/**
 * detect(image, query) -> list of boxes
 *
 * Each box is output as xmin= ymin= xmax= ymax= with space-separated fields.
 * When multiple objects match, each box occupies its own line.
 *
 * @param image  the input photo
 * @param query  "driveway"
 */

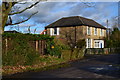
xmin=3 ymin=53 xmax=120 ymax=78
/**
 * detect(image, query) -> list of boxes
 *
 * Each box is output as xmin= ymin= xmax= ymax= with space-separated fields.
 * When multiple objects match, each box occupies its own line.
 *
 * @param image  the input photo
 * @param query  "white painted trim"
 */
xmin=91 ymin=39 xmax=92 ymax=48
xmin=100 ymin=29 xmax=102 ymax=36
xmin=87 ymin=26 xmax=88 ymax=35
xmin=57 ymin=28 xmax=59 ymax=35
xmin=100 ymin=29 xmax=104 ymax=36
xmin=44 ymin=32 xmax=46 ymax=35
xmin=94 ymin=40 xmax=104 ymax=48
xmin=50 ymin=28 xmax=53 ymax=36
xmin=94 ymin=28 xmax=97 ymax=35
xmin=87 ymin=26 xmax=91 ymax=35
xmin=86 ymin=39 xmax=88 ymax=48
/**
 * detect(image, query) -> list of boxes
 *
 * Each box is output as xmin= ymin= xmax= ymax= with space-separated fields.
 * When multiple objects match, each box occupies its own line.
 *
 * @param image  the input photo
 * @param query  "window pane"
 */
xmin=54 ymin=28 xmax=57 ymax=34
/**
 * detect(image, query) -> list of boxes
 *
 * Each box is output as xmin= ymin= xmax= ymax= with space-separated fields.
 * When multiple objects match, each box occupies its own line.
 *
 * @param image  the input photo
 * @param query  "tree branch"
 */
xmin=8 ymin=15 xmax=12 ymax=24
xmin=18 ymin=2 xmax=27 ymax=4
xmin=9 ymin=2 xmax=39 ymax=15
xmin=6 ymin=11 xmax=38 ymax=26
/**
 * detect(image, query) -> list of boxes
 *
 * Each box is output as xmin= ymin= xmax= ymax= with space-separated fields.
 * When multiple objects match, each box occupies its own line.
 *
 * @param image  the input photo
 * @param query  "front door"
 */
xmin=100 ymin=43 xmax=102 ymax=48
xmin=94 ymin=40 xmax=104 ymax=48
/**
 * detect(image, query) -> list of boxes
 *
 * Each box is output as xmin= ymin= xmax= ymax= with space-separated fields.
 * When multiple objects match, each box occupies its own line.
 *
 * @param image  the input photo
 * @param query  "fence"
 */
xmin=3 ymin=38 xmax=47 ymax=55
xmin=29 ymin=40 xmax=47 ymax=55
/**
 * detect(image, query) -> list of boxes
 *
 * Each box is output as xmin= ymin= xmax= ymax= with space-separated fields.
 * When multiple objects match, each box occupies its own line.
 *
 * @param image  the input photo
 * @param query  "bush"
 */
xmin=46 ymin=40 xmax=61 ymax=57
xmin=2 ymin=34 xmax=39 ymax=66
xmin=2 ymin=33 xmax=55 ymax=66
xmin=76 ymin=39 xmax=86 ymax=48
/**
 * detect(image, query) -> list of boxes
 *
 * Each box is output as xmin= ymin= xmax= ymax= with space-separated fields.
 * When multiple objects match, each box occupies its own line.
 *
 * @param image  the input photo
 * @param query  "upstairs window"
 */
xmin=100 ymin=29 xmax=104 ymax=36
xmin=87 ymin=27 xmax=91 ymax=35
xmin=94 ymin=28 xmax=97 ymax=35
xmin=54 ymin=28 xmax=57 ymax=35
xmin=50 ymin=28 xmax=59 ymax=35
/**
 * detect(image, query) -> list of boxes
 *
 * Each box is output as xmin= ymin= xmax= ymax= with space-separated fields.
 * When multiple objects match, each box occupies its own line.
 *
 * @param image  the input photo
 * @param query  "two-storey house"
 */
xmin=44 ymin=16 xmax=107 ymax=48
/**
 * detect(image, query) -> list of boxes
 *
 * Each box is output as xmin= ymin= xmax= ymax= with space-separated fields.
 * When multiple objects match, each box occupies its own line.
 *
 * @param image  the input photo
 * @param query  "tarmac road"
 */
xmin=3 ymin=53 xmax=120 ymax=78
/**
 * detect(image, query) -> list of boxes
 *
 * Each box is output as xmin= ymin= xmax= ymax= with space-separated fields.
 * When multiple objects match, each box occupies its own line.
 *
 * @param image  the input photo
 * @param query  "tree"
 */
xmin=105 ymin=27 xmax=120 ymax=48
xmin=2 ymin=2 xmax=39 ymax=33
xmin=60 ymin=27 xmax=86 ymax=60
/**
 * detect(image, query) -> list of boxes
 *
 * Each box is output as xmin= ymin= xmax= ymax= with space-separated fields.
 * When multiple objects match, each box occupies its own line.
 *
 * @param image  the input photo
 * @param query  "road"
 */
xmin=3 ymin=53 xmax=120 ymax=78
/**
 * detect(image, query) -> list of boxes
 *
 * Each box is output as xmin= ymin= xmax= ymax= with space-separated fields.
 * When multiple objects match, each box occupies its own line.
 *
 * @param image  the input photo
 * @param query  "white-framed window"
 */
xmin=54 ymin=28 xmax=57 ymax=35
xmin=100 ymin=29 xmax=104 ymax=36
xmin=94 ymin=40 xmax=104 ymax=48
xmin=94 ymin=28 xmax=97 ymax=35
xmin=87 ymin=26 xmax=91 ymax=35
xmin=94 ymin=41 xmax=99 ymax=48
xmin=50 ymin=28 xmax=59 ymax=36
xmin=88 ymin=39 xmax=90 ymax=48
xmin=86 ymin=38 xmax=91 ymax=48
xmin=50 ymin=28 xmax=53 ymax=36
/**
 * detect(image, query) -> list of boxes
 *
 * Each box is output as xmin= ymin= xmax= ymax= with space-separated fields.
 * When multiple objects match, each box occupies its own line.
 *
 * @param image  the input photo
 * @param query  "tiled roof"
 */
xmin=45 ymin=16 xmax=106 ymax=29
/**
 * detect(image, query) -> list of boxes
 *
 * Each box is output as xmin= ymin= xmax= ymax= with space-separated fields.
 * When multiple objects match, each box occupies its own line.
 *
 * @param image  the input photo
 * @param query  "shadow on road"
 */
xmin=77 ymin=54 xmax=120 ymax=78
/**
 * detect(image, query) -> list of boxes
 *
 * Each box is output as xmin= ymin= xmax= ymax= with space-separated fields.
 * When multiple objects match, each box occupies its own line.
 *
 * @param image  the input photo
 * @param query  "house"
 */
xmin=40 ymin=30 xmax=47 ymax=35
xmin=45 ymin=16 xmax=107 ymax=48
xmin=4 ymin=30 xmax=20 ymax=33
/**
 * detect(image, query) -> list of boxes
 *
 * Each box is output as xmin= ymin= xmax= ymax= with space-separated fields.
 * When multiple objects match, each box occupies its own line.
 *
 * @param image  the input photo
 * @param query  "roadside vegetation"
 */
xmin=3 ymin=27 xmax=120 ymax=75
xmin=2 ymin=33 xmax=85 ymax=75
xmin=105 ymin=27 xmax=120 ymax=53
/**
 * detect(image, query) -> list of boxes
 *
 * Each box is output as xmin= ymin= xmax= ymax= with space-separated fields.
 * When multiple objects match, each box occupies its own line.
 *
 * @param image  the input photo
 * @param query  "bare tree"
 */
xmin=60 ymin=27 xmax=86 ymax=60
xmin=111 ymin=16 xmax=118 ymax=29
xmin=34 ymin=27 xmax=37 ymax=34
xmin=15 ymin=25 xmax=20 ymax=32
xmin=28 ymin=26 xmax=31 ymax=34
xmin=2 ymin=1 xmax=39 ymax=33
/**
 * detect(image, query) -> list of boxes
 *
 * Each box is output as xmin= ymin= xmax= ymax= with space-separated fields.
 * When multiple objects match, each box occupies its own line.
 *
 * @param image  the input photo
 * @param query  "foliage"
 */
xmin=2 ymin=33 xmax=54 ymax=41
xmin=46 ymin=39 xmax=61 ymax=57
xmin=76 ymin=39 xmax=86 ymax=48
xmin=2 ymin=33 xmax=56 ymax=66
xmin=54 ymin=39 xmax=70 ymax=50
xmin=105 ymin=27 xmax=120 ymax=48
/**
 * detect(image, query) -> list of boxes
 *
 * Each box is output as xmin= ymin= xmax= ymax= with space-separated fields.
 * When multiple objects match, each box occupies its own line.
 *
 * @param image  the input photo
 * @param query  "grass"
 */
xmin=2 ymin=49 xmax=85 ymax=76
xmin=2 ymin=55 xmax=65 ymax=75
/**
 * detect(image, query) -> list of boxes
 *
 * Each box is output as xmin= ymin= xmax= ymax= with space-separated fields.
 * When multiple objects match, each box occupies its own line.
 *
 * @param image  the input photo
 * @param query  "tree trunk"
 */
xmin=70 ymin=49 xmax=74 ymax=60
xmin=2 ymin=2 xmax=13 ymax=33
xmin=5 ymin=38 xmax=8 ymax=53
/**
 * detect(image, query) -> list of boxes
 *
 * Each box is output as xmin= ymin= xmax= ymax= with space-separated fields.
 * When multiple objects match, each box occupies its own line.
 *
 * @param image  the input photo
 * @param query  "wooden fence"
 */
xmin=3 ymin=38 xmax=47 ymax=55
xmin=29 ymin=40 xmax=47 ymax=55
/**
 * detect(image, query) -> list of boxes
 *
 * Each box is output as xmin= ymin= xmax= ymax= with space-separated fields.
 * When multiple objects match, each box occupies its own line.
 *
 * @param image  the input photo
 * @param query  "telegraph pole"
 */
xmin=106 ymin=19 xmax=109 ymax=40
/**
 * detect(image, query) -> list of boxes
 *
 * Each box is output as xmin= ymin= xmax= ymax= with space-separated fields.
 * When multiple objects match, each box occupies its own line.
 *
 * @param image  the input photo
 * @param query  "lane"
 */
xmin=4 ymin=53 xmax=120 ymax=78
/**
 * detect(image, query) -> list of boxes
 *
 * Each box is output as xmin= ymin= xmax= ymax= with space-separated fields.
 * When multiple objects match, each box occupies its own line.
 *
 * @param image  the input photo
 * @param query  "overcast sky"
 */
xmin=5 ymin=2 xmax=118 ymax=34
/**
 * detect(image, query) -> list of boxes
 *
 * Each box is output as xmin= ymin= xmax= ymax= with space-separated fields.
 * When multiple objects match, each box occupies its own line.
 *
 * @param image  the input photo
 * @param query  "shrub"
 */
xmin=2 ymin=33 xmax=55 ymax=66
xmin=46 ymin=39 xmax=61 ymax=58
xmin=76 ymin=39 xmax=86 ymax=48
